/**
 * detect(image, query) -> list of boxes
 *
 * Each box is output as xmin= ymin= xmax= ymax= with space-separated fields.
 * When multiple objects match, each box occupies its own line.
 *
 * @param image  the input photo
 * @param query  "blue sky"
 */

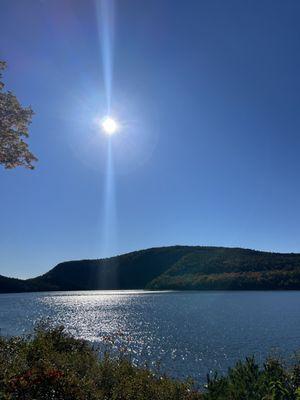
xmin=1 ymin=0 xmax=300 ymax=278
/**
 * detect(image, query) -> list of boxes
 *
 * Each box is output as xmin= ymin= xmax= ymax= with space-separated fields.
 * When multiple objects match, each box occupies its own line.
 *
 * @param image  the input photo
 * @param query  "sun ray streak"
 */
xmin=95 ymin=0 xmax=118 ymax=272
xmin=96 ymin=0 xmax=115 ymax=113
xmin=102 ymin=138 xmax=117 ymax=257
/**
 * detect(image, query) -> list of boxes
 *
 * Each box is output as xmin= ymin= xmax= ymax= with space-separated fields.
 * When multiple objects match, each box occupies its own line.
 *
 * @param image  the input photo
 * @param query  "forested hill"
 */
xmin=1 ymin=246 xmax=300 ymax=293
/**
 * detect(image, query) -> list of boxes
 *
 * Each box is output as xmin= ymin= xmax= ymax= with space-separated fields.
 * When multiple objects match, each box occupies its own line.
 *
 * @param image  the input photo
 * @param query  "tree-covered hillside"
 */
xmin=1 ymin=246 xmax=300 ymax=293
xmin=147 ymin=247 xmax=300 ymax=290
xmin=0 ymin=275 xmax=34 ymax=293
xmin=28 ymin=246 xmax=190 ymax=291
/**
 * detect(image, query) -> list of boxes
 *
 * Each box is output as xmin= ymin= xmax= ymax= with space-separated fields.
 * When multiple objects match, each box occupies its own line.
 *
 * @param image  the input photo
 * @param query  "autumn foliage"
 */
xmin=0 ymin=61 xmax=37 ymax=169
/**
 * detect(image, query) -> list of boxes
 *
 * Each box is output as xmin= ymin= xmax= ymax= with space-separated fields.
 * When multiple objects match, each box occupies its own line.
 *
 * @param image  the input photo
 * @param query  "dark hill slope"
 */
xmin=0 ymin=275 xmax=35 ymax=293
xmin=1 ymin=246 xmax=300 ymax=293
xmin=28 ymin=246 xmax=191 ymax=291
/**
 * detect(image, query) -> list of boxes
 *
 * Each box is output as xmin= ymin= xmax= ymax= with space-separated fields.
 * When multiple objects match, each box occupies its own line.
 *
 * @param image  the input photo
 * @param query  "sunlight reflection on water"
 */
xmin=1 ymin=290 xmax=300 ymax=382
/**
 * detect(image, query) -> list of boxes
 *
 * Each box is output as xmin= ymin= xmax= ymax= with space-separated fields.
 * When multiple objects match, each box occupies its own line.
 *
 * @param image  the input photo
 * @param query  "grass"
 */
xmin=0 ymin=325 xmax=299 ymax=399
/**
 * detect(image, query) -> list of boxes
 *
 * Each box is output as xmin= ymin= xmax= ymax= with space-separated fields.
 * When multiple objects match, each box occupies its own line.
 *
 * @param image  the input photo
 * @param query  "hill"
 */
xmin=0 ymin=274 xmax=35 ymax=293
xmin=1 ymin=246 xmax=300 ymax=293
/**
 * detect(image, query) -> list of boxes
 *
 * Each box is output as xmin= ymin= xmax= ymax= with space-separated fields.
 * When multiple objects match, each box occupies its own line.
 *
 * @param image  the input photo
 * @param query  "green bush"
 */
xmin=0 ymin=326 xmax=299 ymax=399
xmin=203 ymin=357 xmax=300 ymax=400
xmin=0 ymin=325 xmax=200 ymax=400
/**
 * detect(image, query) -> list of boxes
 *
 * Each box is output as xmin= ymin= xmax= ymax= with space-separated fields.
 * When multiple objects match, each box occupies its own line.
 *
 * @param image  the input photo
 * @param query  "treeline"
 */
xmin=148 ymin=270 xmax=300 ymax=290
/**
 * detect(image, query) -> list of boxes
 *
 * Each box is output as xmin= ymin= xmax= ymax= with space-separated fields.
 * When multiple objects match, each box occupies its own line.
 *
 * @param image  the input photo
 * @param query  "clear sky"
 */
xmin=1 ymin=0 xmax=300 ymax=278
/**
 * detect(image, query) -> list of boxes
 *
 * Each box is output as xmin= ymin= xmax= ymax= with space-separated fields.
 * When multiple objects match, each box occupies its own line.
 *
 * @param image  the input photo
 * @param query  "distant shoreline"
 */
xmin=1 ymin=288 xmax=300 ymax=296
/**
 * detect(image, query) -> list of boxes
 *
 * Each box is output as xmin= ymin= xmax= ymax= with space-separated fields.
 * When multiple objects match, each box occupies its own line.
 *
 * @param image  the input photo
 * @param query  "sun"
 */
xmin=101 ymin=116 xmax=118 ymax=135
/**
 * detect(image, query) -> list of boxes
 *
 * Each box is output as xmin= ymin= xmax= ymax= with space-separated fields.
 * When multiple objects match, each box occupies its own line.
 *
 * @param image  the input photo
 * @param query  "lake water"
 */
xmin=0 ymin=290 xmax=299 ymax=383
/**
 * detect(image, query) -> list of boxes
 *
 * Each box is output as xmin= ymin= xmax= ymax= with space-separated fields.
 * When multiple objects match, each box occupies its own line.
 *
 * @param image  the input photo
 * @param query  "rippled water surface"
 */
xmin=0 ymin=290 xmax=299 ymax=382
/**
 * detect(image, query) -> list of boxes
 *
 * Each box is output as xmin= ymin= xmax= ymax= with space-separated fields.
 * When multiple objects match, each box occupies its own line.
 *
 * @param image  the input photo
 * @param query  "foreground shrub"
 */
xmin=0 ymin=326 xmax=299 ymax=399
xmin=203 ymin=357 xmax=300 ymax=400
xmin=0 ymin=325 xmax=199 ymax=399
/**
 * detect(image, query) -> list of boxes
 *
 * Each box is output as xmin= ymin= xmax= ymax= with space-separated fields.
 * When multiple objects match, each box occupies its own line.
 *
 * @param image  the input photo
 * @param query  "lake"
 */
xmin=0 ymin=290 xmax=299 ymax=383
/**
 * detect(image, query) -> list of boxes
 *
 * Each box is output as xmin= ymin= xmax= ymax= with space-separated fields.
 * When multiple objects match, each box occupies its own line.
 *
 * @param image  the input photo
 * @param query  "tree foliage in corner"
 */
xmin=0 ymin=61 xmax=37 ymax=169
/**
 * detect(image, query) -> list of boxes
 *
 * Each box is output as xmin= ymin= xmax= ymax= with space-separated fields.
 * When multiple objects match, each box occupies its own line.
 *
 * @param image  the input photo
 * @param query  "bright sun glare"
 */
xmin=101 ymin=116 xmax=118 ymax=135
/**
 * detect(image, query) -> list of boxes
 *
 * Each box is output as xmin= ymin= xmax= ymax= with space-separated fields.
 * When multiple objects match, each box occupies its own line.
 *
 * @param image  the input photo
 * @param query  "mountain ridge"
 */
xmin=1 ymin=245 xmax=300 ymax=293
